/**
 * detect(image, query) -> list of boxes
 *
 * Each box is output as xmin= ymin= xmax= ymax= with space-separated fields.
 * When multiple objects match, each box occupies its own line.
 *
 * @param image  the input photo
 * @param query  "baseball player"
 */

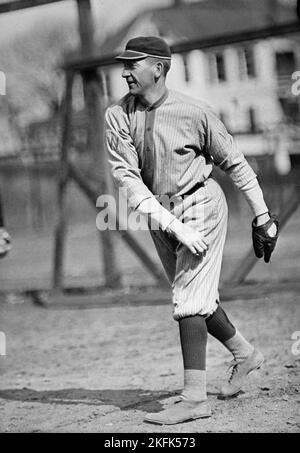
xmin=105 ymin=36 xmax=279 ymax=425
xmin=0 ymin=190 xmax=11 ymax=259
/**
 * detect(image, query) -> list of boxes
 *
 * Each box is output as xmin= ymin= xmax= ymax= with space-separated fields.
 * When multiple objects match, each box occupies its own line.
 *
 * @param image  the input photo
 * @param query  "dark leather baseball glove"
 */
xmin=252 ymin=213 xmax=279 ymax=263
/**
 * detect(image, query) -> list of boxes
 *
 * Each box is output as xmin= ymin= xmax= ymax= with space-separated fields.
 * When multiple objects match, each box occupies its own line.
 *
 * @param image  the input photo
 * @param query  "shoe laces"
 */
xmin=227 ymin=359 xmax=240 ymax=383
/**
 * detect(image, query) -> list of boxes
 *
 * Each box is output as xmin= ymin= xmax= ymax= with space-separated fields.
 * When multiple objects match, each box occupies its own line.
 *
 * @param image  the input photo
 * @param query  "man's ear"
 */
xmin=153 ymin=61 xmax=164 ymax=79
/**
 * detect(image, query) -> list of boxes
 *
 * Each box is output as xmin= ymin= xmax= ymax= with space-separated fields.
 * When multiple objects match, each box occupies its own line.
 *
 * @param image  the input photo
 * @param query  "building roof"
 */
xmin=101 ymin=0 xmax=298 ymax=54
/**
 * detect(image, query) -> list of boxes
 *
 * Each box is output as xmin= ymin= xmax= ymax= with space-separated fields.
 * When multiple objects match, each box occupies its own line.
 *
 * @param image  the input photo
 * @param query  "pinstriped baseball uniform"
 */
xmin=105 ymin=89 xmax=257 ymax=319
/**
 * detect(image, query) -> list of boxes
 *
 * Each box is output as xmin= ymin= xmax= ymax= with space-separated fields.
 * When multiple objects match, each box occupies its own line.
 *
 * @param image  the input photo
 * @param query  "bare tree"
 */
xmin=0 ymin=16 xmax=79 ymax=133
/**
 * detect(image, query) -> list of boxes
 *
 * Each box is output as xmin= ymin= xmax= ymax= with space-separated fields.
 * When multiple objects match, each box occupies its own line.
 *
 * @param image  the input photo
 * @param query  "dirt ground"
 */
xmin=0 ymin=287 xmax=299 ymax=433
xmin=0 ymin=205 xmax=299 ymax=433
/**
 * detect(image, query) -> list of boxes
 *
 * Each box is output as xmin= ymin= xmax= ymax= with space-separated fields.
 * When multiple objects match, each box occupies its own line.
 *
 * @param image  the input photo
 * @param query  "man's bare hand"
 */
xmin=0 ymin=228 xmax=12 ymax=258
xmin=166 ymin=218 xmax=208 ymax=256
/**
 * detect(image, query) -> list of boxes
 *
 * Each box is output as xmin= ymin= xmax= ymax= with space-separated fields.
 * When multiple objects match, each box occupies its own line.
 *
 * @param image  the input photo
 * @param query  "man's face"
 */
xmin=121 ymin=58 xmax=157 ymax=96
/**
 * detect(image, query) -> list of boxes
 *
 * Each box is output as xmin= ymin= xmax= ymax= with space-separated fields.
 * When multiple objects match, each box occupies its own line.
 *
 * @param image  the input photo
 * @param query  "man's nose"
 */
xmin=122 ymin=68 xmax=130 ymax=78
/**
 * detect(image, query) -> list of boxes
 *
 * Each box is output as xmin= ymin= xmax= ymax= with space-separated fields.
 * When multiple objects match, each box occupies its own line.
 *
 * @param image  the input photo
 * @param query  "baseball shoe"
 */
xmin=219 ymin=349 xmax=264 ymax=399
xmin=144 ymin=399 xmax=211 ymax=425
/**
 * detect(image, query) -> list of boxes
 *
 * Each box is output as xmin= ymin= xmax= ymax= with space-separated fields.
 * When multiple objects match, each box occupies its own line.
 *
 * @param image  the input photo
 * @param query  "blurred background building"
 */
xmin=0 ymin=0 xmax=299 ymax=292
xmin=1 ymin=0 xmax=300 ymax=157
xmin=102 ymin=0 xmax=300 ymax=158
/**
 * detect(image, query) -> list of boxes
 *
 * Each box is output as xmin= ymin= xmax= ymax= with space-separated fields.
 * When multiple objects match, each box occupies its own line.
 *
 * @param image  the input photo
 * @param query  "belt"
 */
xmin=156 ymin=176 xmax=212 ymax=206
xmin=180 ymin=178 xmax=210 ymax=199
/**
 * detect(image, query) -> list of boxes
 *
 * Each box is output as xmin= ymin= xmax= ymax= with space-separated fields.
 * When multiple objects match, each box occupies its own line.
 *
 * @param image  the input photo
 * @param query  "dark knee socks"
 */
xmin=178 ymin=315 xmax=207 ymax=401
xmin=206 ymin=303 xmax=254 ymax=360
xmin=179 ymin=315 xmax=207 ymax=370
xmin=205 ymin=304 xmax=236 ymax=343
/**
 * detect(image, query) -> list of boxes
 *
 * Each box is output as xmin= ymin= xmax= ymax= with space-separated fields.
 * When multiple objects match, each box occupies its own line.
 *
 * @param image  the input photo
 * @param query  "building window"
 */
xmin=216 ymin=52 xmax=226 ymax=82
xmin=245 ymin=48 xmax=256 ymax=78
xmin=275 ymin=51 xmax=296 ymax=77
xmin=207 ymin=53 xmax=216 ymax=83
xmin=104 ymin=72 xmax=112 ymax=98
xmin=207 ymin=51 xmax=227 ymax=83
xmin=279 ymin=98 xmax=300 ymax=123
xmin=248 ymin=107 xmax=257 ymax=133
xmin=275 ymin=52 xmax=296 ymax=99
xmin=238 ymin=46 xmax=256 ymax=79
xmin=182 ymin=53 xmax=190 ymax=83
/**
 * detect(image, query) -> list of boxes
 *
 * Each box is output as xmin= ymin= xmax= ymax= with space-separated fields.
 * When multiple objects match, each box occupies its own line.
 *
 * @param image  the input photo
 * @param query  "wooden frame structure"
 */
xmin=1 ymin=0 xmax=300 ymax=295
xmin=0 ymin=0 xmax=64 ymax=13
xmin=60 ymin=14 xmax=300 ymax=291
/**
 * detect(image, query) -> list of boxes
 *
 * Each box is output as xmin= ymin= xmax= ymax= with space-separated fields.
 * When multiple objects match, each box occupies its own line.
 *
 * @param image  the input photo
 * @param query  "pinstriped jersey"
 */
xmin=105 ymin=89 xmax=256 ymax=210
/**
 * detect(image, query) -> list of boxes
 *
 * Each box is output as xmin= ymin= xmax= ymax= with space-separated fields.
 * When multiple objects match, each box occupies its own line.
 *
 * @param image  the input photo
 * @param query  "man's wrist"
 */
xmin=165 ymin=218 xmax=182 ymax=234
xmin=255 ymin=212 xmax=270 ymax=226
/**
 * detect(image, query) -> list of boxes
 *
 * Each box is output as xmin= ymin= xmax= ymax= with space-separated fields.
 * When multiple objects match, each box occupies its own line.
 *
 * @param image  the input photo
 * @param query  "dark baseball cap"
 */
xmin=115 ymin=36 xmax=172 ymax=61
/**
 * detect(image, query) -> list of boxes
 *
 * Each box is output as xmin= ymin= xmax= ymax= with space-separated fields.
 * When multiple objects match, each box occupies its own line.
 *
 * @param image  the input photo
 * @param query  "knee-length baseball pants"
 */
xmin=150 ymin=177 xmax=228 ymax=321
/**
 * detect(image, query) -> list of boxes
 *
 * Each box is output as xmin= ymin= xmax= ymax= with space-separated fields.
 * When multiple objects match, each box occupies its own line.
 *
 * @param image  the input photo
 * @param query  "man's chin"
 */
xmin=128 ymin=86 xmax=140 ymax=95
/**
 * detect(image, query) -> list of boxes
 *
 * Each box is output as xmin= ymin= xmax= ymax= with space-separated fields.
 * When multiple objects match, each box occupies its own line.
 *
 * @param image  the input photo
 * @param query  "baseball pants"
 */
xmin=150 ymin=177 xmax=228 ymax=320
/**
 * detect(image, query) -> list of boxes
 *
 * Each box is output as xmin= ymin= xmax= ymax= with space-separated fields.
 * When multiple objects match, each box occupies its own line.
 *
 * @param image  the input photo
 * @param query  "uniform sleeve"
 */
xmin=241 ymin=178 xmax=268 ymax=217
xmin=105 ymin=107 xmax=176 ymax=230
xmin=201 ymin=109 xmax=269 ymax=216
xmin=105 ymin=107 xmax=153 ymax=209
xmin=202 ymin=109 xmax=257 ymax=189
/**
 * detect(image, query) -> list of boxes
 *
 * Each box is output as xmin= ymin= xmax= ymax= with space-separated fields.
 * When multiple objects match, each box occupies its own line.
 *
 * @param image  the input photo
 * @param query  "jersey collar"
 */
xmin=139 ymin=89 xmax=169 ymax=111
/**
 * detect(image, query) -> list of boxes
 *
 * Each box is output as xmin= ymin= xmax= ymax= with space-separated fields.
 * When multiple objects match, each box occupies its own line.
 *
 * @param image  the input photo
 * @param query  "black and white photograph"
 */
xmin=0 ymin=0 xmax=299 ymax=434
